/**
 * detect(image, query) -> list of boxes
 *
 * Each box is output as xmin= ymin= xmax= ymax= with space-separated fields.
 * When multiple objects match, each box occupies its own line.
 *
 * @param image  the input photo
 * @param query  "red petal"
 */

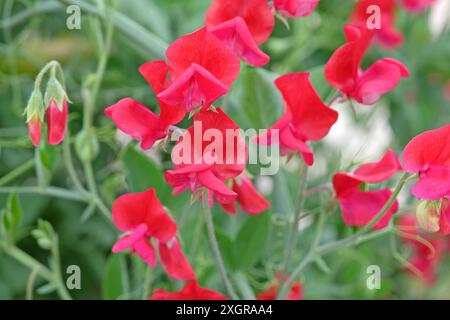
xmin=274 ymin=0 xmax=320 ymax=18
xmin=112 ymin=224 xmax=148 ymax=252
xmin=166 ymin=28 xmax=240 ymax=89
xmin=209 ymin=17 xmax=270 ymax=67
xmin=150 ymin=280 xmax=227 ymax=300
xmin=112 ymin=189 xmax=177 ymax=243
xmin=133 ymin=238 xmax=157 ymax=267
xmin=233 ymin=175 xmax=270 ymax=215
xmin=138 ymin=60 xmax=170 ymax=94
xmin=197 ymin=170 xmax=237 ymax=204
xmin=205 ymin=0 xmax=274 ymax=45
xmin=352 ymin=149 xmax=402 ymax=183
xmin=351 ymin=58 xmax=409 ymax=105
xmin=28 ymin=117 xmax=42 ymax=147
xmin=275 ymin=72 xmax=338 ymax=141
xmin=325 ymin=24 xmax=373 ymax=95
xmin=158 ymin=63 xmax=228 ymax=112
xmin=337 ymin=188 xmax=398 ymax=230
xmin=46 ymin=100 xmax=68 ymax=145
xmin=158 ymin=239 xmax=195 ymax=281
xmin=400 ymin=0 xmax=435 ymax=13
xmin=105 ymin=98 xmax=166 ymax=149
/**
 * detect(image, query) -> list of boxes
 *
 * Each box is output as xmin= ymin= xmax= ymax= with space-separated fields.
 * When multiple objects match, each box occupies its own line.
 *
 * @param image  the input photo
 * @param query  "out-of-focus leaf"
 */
xmin=120 ymin=145 xmax=169 ymax=201
xmin=102 ymin=254 xmax=126 ymax=300
xmin=216 ymin=230 xmax=236 ymax=271
xmin=235 ymin=211 xmax=271 ymax=270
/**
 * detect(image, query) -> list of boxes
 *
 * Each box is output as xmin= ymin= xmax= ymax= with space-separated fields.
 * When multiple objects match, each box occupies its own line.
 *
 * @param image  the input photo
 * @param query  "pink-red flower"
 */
xmin=148 ymin=28 xmax=240 ymax=113
xmin=398 ymin=214 xmax=445 ymax=284
xmin=205 ymin=0 xmax=274 ymax=45
xmin=105 ymin=98 xmax=169 ymax=150
xmin=255 ymin=72 xmax=338 ymax=166
xmin=400 ymin=0 xmax=435 ymax=13
xmin=111 ymin=189 xmax=195 ymax=281
xmin=219 ymin=174 xmax=270 ymax=215
xmin=350 ymin=0 xmax=403 ymax=49
xmin=333 ymin=150 xmax=403 ymax=230
xmin=402 ymin=124 xmax=450 ymax=201
xmin=325 ymin=25 xmax=409 ymax=105
xmin=205 ymin=0 xmax=274 ymax=66
xmin=149 ymin=280 xmax=227 ymax=300
xmin=165 ymin=108 xmax=247 ymax=208
xmin=274 ymin=0 xmax=320 ymax=18
xmin=46 ymin=99 xmax=68 ymax=145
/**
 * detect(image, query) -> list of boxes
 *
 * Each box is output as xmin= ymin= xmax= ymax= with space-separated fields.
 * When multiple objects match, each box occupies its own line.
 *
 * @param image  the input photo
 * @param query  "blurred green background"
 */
xmin=0 ymin=0 xmax=449 ymax=300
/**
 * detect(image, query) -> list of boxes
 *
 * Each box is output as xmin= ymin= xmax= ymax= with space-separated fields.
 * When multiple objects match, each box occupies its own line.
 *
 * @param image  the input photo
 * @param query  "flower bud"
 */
xmin=44 ymin=76 xmax=69 ymax=111
xmin=75 ymin=129 xmax=100 ymax=162
xmin=416 ymin=200 xmax=440 ymax=233
xmin=46 ymin=99 xmax=68 ymax=145
xmin=24 ymin=89 xmax=44 ymax=147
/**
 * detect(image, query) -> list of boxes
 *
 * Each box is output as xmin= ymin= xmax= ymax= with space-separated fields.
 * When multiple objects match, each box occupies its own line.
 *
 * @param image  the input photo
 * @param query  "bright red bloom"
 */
xmin=207 ymin=17 xmax=270 ymax=67
xmin=158 ymin=28 xmax=240 ymax=112
xmin=398 ymin=214 xmax=445 ymax=284
xmin=333 ymin=150 xmax=403 ymax=230
xmin=257 ymin=274 xmax=303 ymax=300
xmin=220 ymin=175 xmax=270 ymax=215
xmin=325 ymin=25 xmax=409 ymax=105
xmin=205 ymin=0 xmax=274 ymax=45
xmin=46 ymin=99 xmax=68 ymax=145
xmin=400 ymin=0 xmax=435 ymax=13
xmin=149 ymin=280 xmax=227 ymax=300
xmin=165 ymin=108 xmax=247 ymax=207
xmin=402 ymin=124 xmax=450 ymax=201
xmin=28 ymin=116 xmax=42 ymax=147
xmin=105 ymin=98 xmax=168 ymax=150
xmin=350 ymin=0 xmax=403 ymax=49
xmin=255 ymin=72 xmax=338 ymax=166
xmin=274 ymin=0 xmax=320 ymax=18
xmin=111 ymin=189 xmax=195 ymax=281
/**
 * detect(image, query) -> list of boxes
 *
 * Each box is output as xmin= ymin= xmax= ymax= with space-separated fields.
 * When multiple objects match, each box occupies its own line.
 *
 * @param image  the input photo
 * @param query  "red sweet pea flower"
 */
xmin=165 ymin=108 xmax=247 ymax=207
xmin=46 ymin=99 xmax=68 ymax=145
xmin=205 ymin=0 xmax=274 ymax=45
xmin=255 ymin=72 xmax=338 ymax=166
xmin=350 ymin=0 xmax=403 ymax=49
xmin=325 ymin=25 xmax=409 ymax=105
xmin=257 ymin=274 xmax=303 ymax=300
xmin=105 ymin=98 xmax=168 ymax=150
xmin=333 ymin=150 xmax=403 ymax=230
xmin=220 ymin=175 xmax=270 ymax=215
xmin=149 ymin=280 xmax=227 ymax=300
xmin=207 ymin=17 xmax=270 ymax=67
xmin=274 ymin=0 xmax=320 ymax=18
xmin=402 ymin=124 xmax=450 ymax=201
xmin=398 ymin=214 xmax=445 ymax=284
xmin=28 ymin=115 xmax=42 ymax=147
xmin=157 ymin=27 xmax=240 ymax=113
xmin=400 ymin=0 xmax=435 ymax=13
xmin=111 ymin=189 xmax=195 ymax=281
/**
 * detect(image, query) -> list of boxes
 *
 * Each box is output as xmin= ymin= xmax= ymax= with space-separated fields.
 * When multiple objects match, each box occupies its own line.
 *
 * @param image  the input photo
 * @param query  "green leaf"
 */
xmin=7 ymin=193 xmax=23 ymax=233
xmin=120 ymin=145 xmax=169 ymax=201
xmin=102 ymin=254 xmax=126 ymax=300
xmin=234 ymin=211 xmax=271 ymax=270
xmin=216 ymin=230 xmax=236 ymax=271
xmin=35 ymin=144 xmax=59 ymax=186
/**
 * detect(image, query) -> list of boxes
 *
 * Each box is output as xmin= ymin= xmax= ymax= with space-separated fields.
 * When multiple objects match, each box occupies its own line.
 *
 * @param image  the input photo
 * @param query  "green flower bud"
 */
xmin=75 ymin=129 xmax=100 ymax=162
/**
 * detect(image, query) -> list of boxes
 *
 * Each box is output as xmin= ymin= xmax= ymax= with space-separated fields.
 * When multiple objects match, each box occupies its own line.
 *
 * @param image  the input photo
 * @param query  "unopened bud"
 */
xmin=416 ymin=200 xmax=440 ymax=233
xmin=24 ymin=89 xmax=44 ymax=147
xmin=75 ymin=129 xmax=100 ymax=162
xmin=44 ymin=76 xmax=69 ymax=111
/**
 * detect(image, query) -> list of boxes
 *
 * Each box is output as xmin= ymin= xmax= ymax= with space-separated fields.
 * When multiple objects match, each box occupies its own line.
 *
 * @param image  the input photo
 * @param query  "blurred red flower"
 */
xmin=274 ymin=0 xmax=320 ymax=18
xmin=150 ymin=280 xmax=227 ymax=300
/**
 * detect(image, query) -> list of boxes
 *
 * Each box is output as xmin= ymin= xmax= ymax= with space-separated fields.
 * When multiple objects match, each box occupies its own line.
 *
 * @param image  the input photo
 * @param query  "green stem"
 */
xmin=62 ymin=135 xmax=88 ymax=195
xmin=280 ymin=160 xmax=308 ymax=284
xmin=0 ymin=242 xmax=53 ymax=281
xmin=0 ymin=186 xmax=87 ymax=202
xmin=201 ymin=196 xmax=239 ymax=300
xmin=0 ymin=159 xmax=35 ymax=187
xmin=50 ymin=236 xmax=72 ymax=300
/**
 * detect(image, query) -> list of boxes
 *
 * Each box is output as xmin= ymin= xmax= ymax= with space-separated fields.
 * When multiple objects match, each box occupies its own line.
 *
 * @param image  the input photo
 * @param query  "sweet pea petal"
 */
xmin=159 ymin=239 xmax=195 ymax=281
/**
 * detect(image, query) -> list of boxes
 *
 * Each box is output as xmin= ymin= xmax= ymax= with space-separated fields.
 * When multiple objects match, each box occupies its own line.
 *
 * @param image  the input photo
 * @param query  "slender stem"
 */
xmin=0 ymin=186 xmax=87 ymax=202
xmin=62 ymin=135 xmax=88 ymax=195
xmin=0 ymin=242 xmax=53 ymax=281
xmin=0 ymin=159 xmax=35 ymax=187
xmin=201 ymin=195 xmax=239 ymax=300
xmin=280 ymin=160 xmax=308 ymax=284
xmin=83 ymin=161 xmax=112 ymax=221
xmin=142 ymin=267 xmax=152 ymax=300
xmin=26 ymin=268 xmax=40 ymax=300
xmin=50 ymin=236 xmax=72 ymax=300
